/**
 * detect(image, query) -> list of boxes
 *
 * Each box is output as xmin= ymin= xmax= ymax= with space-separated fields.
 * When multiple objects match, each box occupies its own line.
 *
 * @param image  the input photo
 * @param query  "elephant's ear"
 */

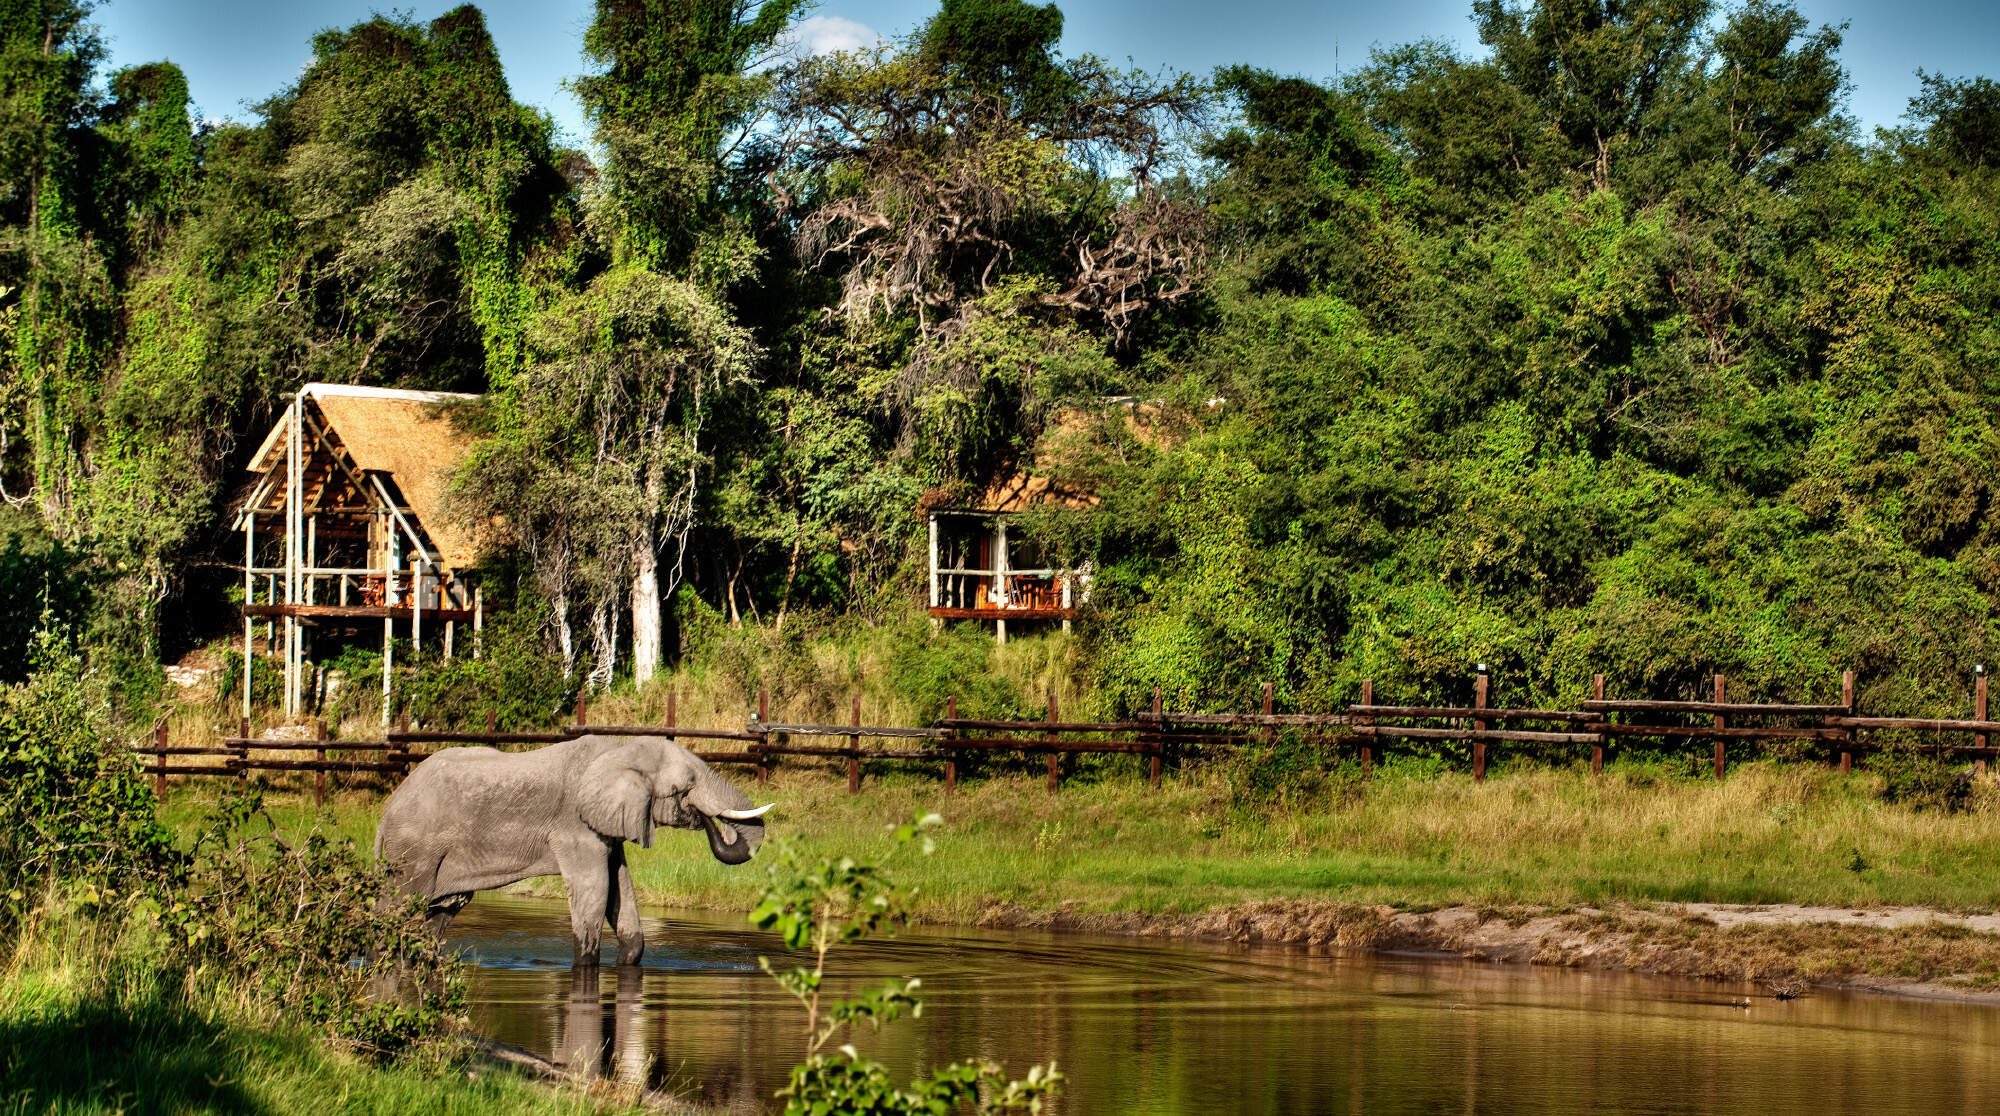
xmin=578 ymin=747 xmax=656 ymax=848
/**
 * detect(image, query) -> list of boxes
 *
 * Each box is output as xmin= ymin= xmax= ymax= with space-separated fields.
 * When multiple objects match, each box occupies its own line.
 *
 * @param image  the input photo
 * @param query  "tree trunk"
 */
xmin=588 ymin=598 xmax=616 ymax=693
xmin=553 ymin=590 xmax=576 ymax=678
xmin=631 ymin=525 xmax=661 ymax=688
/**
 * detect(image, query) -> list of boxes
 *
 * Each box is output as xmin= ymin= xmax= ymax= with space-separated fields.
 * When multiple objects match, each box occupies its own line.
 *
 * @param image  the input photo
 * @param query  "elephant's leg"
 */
xmin=425 ymin=892 xmax=472 ymax=937
xmin=606 ymin=847 xmax=644 ymax=966
xmin=556 ymin=837 xmax=614 ymax=966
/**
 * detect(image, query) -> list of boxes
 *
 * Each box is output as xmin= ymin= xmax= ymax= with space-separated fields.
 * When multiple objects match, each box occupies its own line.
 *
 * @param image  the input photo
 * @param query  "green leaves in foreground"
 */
xmin=750 ymin=812 xmax=1063 ymax=1114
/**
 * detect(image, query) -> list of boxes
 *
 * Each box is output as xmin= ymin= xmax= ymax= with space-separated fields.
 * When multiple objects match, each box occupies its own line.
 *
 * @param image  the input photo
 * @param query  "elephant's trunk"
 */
xmin=700 ymin=813 xmax=762 ymax=865
xmin=689 ymin=765 xmax=766 ymax=864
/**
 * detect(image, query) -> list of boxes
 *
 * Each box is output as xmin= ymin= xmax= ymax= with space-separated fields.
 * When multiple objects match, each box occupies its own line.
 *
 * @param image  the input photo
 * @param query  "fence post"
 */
xmin=574 ymin=693 xmax=588 ymax=729
xmin=1712 ymin=674 xmax=1726 ymax=780
xmin=944 ymin=694 xmax=957 ymax=794
xmin=486 ymin=708 xmax=497 ymax=737
xmin=1261 ymin=682 xmax=1275 ymax=749
xmin=1840 ymin=670 xmax=1855 ymax=774
xmin=1591 ymin=674 xmax=1606 ymax=775
xmin=1472 ymin=669 xmax=1488 ymax=783
xmin=153 ymin=719 xmax=167 ymax=799
xmin=315 ymin=718 xmax=327 ymax=806
xmin=1358 ymin=679 xmax=1373 ymax=773
xmin=848 ymin=693 xmax=862 ymax=795
xmin=667 ymin=690 xmax=677 ymax=733
xmin=1046 ymin=692 xmax=1060 ymax=794
xmin=236 ymin=715 xmax=249 ymax=786
xmin=1976 ymin=667 xmax=1988 ymax=779
xmin=757 ymin=688 xmax=770 ymax=786
xmin=1149 ymin=686 xmax=1163 ymax=788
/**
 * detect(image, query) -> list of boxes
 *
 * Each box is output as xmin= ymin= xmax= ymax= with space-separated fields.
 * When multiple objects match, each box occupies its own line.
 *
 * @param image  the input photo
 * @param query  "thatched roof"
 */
xmin=245 ymin=384 xmax=483 ymax=569
xmin=950 ymin=399 xmax=1171 ymax=515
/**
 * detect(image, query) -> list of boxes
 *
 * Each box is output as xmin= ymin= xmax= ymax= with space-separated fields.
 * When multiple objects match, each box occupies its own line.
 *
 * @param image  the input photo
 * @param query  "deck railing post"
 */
xmin=1472 ymin=669 xmax=1488 ymax=783
xmin=1840 ymin=670 xmax=1855 ymax=774
xmin=1149 ymin=686 xmax=1163 ymax=787
xmin=1358 ymin=679 xmax=1373 ymax=773
xmin=1591 ymin=674 xmax=1607 ymax=775
xmin=1713 ymin=674 xmax=1727 ymax=780
xmin=944 ymin=694 xmax=958 ymax=794
xmin=1046 ymin=692 xmax=1060 ymax=794
xmin=848 ymin=693 xmax=862 ymax=795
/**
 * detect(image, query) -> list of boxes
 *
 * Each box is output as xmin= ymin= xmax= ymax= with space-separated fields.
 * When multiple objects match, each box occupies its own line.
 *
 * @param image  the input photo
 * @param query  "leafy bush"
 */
xmin=1869 ymin=748 xmax=1974 ymax=814
xmin=750 ymin=816 xmax=1063 ymax=1114
xmin=1221 ymin=729 xmax=1364 ymax=811
xmin=0 ymin=628 xmax=177 ymax=931
xmin=396 ymin=606 xmax=573 ymax=730
xmin=164 ymin=788 xmax=466 ymax=1051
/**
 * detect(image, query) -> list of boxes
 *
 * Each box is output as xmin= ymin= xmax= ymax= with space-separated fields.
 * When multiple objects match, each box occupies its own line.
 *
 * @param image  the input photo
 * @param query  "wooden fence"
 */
xmin=135 ymin=669 xmax=2000 ymax=800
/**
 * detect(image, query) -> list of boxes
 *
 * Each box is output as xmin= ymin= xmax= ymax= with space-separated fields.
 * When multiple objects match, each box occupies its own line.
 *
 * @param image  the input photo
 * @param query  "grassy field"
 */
xmin=162 ymin=756 xmax=2000 ymax=921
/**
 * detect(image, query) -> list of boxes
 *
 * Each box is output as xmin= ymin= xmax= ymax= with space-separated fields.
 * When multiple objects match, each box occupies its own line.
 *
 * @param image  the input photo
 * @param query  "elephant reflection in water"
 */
xmin=558 ymin=966 xmax=649 ymax=1083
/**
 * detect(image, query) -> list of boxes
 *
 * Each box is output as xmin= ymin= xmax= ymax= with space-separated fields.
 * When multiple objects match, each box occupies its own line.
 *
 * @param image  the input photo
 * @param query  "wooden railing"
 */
xmin=136 ymin=669 xmax=2000 ymax=798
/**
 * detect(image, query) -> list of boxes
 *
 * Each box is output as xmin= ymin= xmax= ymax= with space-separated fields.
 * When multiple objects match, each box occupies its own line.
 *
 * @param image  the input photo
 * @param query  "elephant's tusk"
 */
xmin=716 ymin=803 xmax=773 ymax=821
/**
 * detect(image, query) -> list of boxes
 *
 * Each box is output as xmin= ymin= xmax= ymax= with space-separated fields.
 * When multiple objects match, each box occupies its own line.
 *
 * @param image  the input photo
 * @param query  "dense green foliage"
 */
xmin=1 ymin=0 xmax=1996 ymax=729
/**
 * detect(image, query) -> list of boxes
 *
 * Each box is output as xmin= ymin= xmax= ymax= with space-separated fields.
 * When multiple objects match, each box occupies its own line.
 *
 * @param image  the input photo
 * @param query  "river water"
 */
xmin=452 ymin=894 xmax=2000 ymax=1114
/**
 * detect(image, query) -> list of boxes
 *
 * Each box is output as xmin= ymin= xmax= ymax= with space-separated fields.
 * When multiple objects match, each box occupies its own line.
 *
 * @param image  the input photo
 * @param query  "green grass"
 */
xmin=174 ymin=756 xmax=2000 ymax=921
xmin=0 ymin=903 xmax=653 ymax=1116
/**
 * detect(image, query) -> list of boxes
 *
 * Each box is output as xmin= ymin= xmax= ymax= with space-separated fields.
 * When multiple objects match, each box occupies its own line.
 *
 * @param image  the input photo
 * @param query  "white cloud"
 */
xmin=788 ymin=15 xmax=882 ymax=57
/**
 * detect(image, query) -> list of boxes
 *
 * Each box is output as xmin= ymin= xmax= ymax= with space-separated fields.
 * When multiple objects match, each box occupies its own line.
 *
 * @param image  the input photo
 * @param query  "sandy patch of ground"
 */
xmin=972 ymin=899 xmax=2000 ymax=1002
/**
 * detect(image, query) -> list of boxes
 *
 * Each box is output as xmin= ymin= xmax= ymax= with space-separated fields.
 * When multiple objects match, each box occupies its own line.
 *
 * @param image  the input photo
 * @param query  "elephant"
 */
xmin=375 ymin=734 xmax=771 ymax=965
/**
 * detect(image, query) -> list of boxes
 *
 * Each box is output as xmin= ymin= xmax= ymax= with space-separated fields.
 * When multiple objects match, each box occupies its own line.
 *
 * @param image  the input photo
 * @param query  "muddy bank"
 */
xmin=969 ymin=898 xmax=2000 ymax=1002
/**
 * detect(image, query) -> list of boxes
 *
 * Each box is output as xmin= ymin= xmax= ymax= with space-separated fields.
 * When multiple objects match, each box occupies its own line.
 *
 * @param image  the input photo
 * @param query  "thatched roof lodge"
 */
xmin=233 ymin=383 xmax=484 ymax=719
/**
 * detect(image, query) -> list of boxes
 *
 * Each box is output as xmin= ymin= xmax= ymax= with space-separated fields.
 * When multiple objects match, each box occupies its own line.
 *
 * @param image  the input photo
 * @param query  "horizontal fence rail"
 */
xmin=141 ymin=668 xmax=2000 ymax=799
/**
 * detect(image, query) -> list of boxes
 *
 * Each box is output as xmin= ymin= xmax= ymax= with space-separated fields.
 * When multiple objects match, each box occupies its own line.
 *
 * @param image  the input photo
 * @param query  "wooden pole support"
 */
xmin=1149 ymin=686 xmax=1163 ymax=787
xmin=236 ymin=715 xmax=249 ymax=786
xmin=1840 ymin=670 xmax=1855 ymax=774
xmin=575 ymin=693 xmax=588 ymax=728
xmin=486 ymin=708 xmax=497 ymax=736
xmin=1046 ymin=692 xmax=1060 ymax=794
xmin=1261 ymin=682 xmax=1275 ymax=748
xmin=314 ymin=718 xmax=327 ymax=806
xmin=1358 ymin=679 xmax=1374 ymax=772
xmin=1472 ymin=672 xmax=1488 ymax=783
xmin=667 ymin=691 xmax=677 ymax=732
xmin=944 ymin=694 xmax=958 ymax=794
xmin=1591 ymin=674 xmax=1606 ymax=775
xmin=1713 ymin=674 xmax=1727 ymax=780
xmin=848 ymin=693 xmax=862 ymax=795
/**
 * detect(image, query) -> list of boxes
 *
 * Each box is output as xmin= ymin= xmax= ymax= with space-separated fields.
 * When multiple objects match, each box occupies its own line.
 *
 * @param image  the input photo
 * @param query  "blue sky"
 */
xmin=93 ymin=0 xmax=1999 ymax=147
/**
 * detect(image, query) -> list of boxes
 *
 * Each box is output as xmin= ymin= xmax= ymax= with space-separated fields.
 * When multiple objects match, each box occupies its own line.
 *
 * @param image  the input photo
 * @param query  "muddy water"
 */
xmin=452 ymin=894 xmax=2000 ymax=1114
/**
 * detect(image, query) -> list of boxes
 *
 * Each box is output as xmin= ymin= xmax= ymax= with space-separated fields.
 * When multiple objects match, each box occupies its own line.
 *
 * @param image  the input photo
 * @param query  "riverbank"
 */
xmin=165 ymin=757 xmax=2000 ymax=1000
xmin=0 ymin=900 xmax=673 ymax=1115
